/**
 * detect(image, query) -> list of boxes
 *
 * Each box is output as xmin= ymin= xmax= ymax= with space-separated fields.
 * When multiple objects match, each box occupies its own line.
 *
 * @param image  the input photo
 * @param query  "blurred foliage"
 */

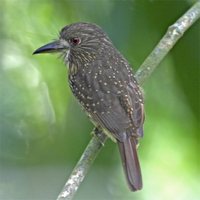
xmin=0 ymin=0 xmax=199 ymax=200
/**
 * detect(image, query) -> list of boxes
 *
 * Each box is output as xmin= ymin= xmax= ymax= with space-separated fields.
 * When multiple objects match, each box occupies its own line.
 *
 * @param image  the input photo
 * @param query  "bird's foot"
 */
xmin=91 ymin=127 xmax=107 ymax=146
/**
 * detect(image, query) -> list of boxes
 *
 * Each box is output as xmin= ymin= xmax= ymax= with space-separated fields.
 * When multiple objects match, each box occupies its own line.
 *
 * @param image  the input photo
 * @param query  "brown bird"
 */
xmin=33 ymin=22 xmax=145 ymax=191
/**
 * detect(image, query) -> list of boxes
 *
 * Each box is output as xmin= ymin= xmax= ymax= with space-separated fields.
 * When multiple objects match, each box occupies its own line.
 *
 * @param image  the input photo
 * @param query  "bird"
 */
xmin=33 ymin=22 xmax=145 ymax=191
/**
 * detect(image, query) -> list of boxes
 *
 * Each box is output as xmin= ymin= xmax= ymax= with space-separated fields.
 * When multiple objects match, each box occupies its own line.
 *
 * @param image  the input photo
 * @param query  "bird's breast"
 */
xmin=68 ymin=64 xmax=97 ymax=110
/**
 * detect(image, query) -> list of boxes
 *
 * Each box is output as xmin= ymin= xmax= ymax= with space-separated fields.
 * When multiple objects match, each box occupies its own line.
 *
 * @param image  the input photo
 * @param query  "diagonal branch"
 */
xmin=136 ymin=1 xmax=200 ymax=85
xmin=57 ymin=2 xmax=200 ymax=200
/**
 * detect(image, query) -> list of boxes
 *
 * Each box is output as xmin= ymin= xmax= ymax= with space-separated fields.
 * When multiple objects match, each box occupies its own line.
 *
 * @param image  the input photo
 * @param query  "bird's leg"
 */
xmin=91 ymin=126 xmax=107 ymax=146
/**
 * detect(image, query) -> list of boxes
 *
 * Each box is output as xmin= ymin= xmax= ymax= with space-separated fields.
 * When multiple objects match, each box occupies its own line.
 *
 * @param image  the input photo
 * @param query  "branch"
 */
xmin=57 ymin=129 xmax=107 ymax=200
xmin=135 ymin=1 xmax=200 ymax=84
xmin=57 ymin=2 xmax=200 ymax=200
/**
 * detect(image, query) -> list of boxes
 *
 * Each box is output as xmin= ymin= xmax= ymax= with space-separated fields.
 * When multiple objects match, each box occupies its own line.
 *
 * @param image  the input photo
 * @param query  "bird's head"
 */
xmin=33 ymin=22 xmax=112 ymax=64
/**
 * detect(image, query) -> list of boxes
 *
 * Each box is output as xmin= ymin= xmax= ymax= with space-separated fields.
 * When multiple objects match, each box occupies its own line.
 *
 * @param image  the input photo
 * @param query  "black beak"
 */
xmin=33 ymin=40 xmax=68 ymax=55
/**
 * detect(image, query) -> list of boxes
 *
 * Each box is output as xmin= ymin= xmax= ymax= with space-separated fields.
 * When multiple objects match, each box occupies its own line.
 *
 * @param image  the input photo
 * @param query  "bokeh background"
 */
xmin=0 ymin=0 xmax=199 ymax=200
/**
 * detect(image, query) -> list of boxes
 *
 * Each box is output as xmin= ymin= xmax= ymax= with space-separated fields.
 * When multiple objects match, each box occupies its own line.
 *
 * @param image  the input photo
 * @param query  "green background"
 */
xmin=0 ymin=0 xmax=199 ymax=200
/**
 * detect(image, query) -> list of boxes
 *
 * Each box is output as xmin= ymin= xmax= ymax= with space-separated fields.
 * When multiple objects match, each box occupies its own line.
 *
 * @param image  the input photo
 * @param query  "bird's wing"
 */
xmin=120 ymin=80 xmax=145 ymax=137
xmin=87 ymin=75 xmax=144 ymax=141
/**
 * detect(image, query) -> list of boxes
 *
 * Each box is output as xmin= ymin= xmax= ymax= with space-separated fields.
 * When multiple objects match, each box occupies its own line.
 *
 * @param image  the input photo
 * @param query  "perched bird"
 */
xmin=33 ymin=22 xmax=145 ymax=191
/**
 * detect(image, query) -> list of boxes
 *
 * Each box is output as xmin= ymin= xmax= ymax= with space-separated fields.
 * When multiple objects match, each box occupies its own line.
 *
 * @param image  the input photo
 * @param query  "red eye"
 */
xmin=70 ymin=37 xmax=81 ymax=45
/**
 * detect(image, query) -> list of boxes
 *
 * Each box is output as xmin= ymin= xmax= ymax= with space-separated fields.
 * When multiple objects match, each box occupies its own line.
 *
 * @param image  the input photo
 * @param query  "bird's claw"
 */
xmin=91 ymin=127 xmax=107 ymax=146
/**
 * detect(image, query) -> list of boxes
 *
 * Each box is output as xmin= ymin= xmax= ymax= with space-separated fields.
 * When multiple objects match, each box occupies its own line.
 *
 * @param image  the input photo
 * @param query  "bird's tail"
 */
xmin=117 ymin=136 xmax=142 ymax=191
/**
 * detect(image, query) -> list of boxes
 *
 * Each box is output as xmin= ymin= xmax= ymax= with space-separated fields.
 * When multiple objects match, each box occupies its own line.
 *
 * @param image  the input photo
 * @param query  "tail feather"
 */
xmin=117 ymin=137 xmax=142 ymax=191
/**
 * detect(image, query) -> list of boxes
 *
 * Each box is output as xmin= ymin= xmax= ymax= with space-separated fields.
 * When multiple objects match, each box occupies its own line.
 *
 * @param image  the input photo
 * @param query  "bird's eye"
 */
xmin=70 ymin=37 xmax=81 ymax=45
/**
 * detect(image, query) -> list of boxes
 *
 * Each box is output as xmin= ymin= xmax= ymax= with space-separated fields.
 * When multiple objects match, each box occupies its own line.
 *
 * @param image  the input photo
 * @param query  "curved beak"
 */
xmin=33 ymin=40 xmax=69 ymax=55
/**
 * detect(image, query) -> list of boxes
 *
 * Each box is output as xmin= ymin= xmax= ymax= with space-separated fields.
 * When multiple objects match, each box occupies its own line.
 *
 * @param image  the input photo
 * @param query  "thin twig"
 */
xmin=57 ymin=129 xmax=107 ymax=200
xmin=57 ymin=2 xmax=200 ymax=200
xmin=136 ymin=1 xmax=200 ymax=84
